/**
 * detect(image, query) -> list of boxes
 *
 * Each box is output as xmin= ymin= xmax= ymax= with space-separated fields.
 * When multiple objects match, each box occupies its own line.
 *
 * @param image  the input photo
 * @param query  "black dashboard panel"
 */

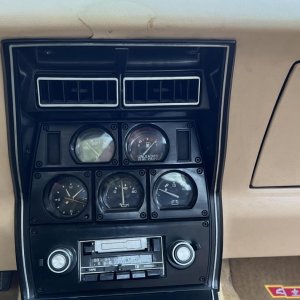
xmin=2 ymin=40 xmax=235 ymax=300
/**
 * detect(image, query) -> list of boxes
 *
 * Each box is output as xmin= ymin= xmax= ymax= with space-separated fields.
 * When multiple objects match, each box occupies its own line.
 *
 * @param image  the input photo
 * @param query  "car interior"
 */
xmin=1 ymin=1 xmax=300 ymax=300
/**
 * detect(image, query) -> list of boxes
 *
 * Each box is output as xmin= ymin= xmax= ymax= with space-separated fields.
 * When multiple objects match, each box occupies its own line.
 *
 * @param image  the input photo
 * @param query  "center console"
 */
xmin=2 ymin=40 xmax=235 ymax=300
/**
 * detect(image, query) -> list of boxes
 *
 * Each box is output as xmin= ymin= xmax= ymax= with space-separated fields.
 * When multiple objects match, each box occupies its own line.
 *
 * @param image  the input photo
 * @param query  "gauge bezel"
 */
xmin=124 ymin=124 xmax=170 ymax=163
xmin=150 ymin=168 xmax=209 ymax=220
xmin=30 ymin=171 xmax=92 ymax=224
xmin=96 ymin=169 xmax=147 ymax=221
xmin=152 ymin=170 xmax=197 ymax=211
xmin=44 ymin=175 xmax=89 ymax=219
xmin=70 ymin=125 xmax=118 ymax=165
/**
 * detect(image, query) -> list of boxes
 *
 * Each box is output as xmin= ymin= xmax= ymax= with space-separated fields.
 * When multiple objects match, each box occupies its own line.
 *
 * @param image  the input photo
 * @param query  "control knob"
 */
xmin=169 ymin=241 xmax=195 ymax=269
xmin=47 ymin=248 xmax=75 ymax=274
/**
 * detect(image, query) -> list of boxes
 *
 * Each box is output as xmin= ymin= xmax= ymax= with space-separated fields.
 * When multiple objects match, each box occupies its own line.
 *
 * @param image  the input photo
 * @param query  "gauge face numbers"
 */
xmin=125 ymin=126 xmax=169 ymax=162
xmin=75 ymin=128 xmax=115 ymax=163
xmin=99 ymin=174 xmax=144 ymax=212
xmin=46 ymin=176 xmax=88 ymax=218
xmin=153 ymin=171 xmax=197 ymax=210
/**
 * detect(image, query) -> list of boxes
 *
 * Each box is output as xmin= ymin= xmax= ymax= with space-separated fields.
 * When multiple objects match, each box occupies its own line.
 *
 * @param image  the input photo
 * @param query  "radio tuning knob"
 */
xmin=169 ymin=241 xmax=196 ymax=269
xmin=47 ymin=248 xmax=74 ymax=274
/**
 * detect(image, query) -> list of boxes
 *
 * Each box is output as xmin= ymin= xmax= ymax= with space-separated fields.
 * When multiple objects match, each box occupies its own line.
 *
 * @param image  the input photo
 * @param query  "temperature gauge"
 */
xmin=98 ymin=173 xmax=144 ymax=212
xmin=153 ymin=171 xmax=196 ymax=210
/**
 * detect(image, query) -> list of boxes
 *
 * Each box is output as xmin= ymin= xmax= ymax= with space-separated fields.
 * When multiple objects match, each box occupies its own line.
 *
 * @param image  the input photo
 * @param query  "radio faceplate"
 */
xmin=79 ymin=237 xmax=165 ymax=282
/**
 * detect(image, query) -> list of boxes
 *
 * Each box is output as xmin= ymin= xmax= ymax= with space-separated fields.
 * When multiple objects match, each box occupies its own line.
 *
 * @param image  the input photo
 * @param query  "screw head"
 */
xmin=151 ymin=212 xmax=158 ymax=219
xmin=123 ymin=159 xmax=129 ymax=165
xmin=197 ymin=167 xmax=204 ymax=174
xmin=150 ymin=169 xmax=156 ymax=176
xmin=96 ymin=170 xmax=102 ymax=177
xmin=140 ymin=212 xmax=147 ymax=219
xmin=195 ymin=157 xmax=202 ymax=164
xmin=112 ymin=159 xmax=118 ymax=165
xmin=84 ymin=171 xmax=90 ymax=178
xmin=202 ymin=221 xmax=209 ymax=227
xmin=111 ymin=123 xmax=117 ymax=130
xmin=122 ymin=123 xmax=128 ymax=130
xmin=139 ymin=170 xmax=146 ymax=176
xmin=35 ymin=161 xmax=43 ymax=168
xmin=34 ymin=172 xmax=42 ymax=179
xmin=202 ymin=210 xmax=208 ymax=217
xmin=97 ymin=214 xmax=103 ymax=221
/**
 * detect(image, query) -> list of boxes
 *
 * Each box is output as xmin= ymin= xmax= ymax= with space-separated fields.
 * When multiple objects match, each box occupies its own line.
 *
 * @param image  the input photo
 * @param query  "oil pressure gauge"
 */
xmin=125 ymin=125 xmax=169 ymax=162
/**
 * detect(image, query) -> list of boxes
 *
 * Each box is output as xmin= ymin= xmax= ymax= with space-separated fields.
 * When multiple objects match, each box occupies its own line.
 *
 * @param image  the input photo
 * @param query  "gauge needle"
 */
xmin=64 ymin=197 xmax=86 ymax=204
xmin=158 ymin=189 xmax=179 ymax=198
xmin=143 ymin=141 xmax=156 ymax=156
xmin=66 ymin=189 xmax=71 ymax=197
xmin=121 ymin=180 xmax=125 ymax=205
xmin=86 ymin=142 xmax=100 ymax=157
xmin=72 ymin=188 xmax=84 ymax=199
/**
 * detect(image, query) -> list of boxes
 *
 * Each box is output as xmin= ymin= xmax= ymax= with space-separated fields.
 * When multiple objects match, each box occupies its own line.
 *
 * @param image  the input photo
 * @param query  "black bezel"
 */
xmin=152 ymin=170 xmax=197 ymax=210
xmin=124 ymin=124 xmax=170 ymax=163
xmin=95 ymin=169 xmax=147 ymax=221
xmin=70 ymin=125 xmax=117 ymax=164
xmin=122 ymin=121 xmax=202 ymax=166
xmin=150 ymin=168 xmax=208 ymax=220
xmin=44 ymin=175 xmax=89 ymax=219
xmin=30 ymin=171 xmax=92 ymax=224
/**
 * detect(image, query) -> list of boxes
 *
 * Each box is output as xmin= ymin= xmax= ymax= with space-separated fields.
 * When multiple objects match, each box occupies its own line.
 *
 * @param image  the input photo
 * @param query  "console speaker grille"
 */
xmin=37 ymin=77 xmax=119 ymax=107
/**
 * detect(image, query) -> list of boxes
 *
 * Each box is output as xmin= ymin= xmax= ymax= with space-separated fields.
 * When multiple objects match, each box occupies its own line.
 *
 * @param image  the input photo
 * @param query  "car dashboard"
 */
xmin=1 ymin=2 xmax=300 ymax=300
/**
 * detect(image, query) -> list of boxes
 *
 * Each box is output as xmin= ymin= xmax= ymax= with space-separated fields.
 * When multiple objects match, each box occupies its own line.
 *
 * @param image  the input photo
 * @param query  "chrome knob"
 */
xmin=169 ymin=241 xmax=195 ymax=268
xmin=47 ymin=248 xmax=74 ymax=274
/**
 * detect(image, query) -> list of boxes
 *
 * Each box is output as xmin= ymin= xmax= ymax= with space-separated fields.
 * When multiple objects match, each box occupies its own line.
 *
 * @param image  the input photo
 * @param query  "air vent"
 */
xmin=37 ymin=77 xmax=119 ymax=107
xmin=123 ymin=76 xmax=200 ymax=107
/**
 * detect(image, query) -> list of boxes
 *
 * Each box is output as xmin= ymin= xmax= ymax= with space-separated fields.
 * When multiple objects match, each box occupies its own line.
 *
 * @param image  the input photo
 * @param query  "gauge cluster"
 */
xmin=30 ymin=121 xmax=207 ymax=224
xmin=34 ymin=121 xmax=201 ymax=169
xmin=30 ymin=167 xmax=207 ymax=224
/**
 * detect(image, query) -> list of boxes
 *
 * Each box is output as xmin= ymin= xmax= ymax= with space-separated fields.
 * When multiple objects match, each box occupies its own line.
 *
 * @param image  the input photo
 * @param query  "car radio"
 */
xmin=78 ymin=237 xmax=165 ymax=282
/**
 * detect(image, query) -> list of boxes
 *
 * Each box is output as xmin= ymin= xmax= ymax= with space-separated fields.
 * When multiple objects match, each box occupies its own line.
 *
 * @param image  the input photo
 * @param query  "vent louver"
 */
xmin=123 ymin=76 xmax=200 ymax=107
xmin=37 ymin=77 xmax=119 ymax=107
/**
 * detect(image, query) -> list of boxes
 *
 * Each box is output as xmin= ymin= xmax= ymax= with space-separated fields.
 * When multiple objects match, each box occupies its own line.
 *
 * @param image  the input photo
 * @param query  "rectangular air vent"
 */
xmin=123 ymin=76 xmax=200 ymax=107
xmin=37 ymin=77 xmax=119 ymax=107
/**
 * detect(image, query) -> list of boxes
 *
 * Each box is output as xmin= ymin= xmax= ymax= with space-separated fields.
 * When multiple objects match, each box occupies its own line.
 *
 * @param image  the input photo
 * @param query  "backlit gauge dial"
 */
xmin=45 ymin=176 xmax=88 ymax=218
xmin=153 ymin=171 xmax=196 ymax=210
xmin=74 ymin=128 xmax=115 ymax=163
xmin=125 ymin=125 xmax=169 ymax=162
xmin=99 ymin=173 xmax=144 ymax=212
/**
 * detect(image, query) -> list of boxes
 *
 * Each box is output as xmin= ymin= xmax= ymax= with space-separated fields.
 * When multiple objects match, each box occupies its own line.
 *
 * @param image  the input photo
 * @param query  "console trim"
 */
xmin=7 ymin=41 xmax=231 ymax=298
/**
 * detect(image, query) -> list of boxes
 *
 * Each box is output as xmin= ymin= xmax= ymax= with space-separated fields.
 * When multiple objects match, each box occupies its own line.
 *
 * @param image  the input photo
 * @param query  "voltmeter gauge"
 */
xmin=125 ymin=125 xmax=169 ymax=162
xmin=74 ymin=128 xmax=115 ymax=163
xmin=153 ymin=171 xmax=196 ymax=210
xmin=98 ymin=173 xmax=144 ymax=212
xmin=45 ymin=176 xmax=88 ymax=218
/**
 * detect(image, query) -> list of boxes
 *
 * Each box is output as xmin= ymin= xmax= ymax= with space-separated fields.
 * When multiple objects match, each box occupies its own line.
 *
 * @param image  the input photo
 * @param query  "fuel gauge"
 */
xmin=125 ymin=125 xmax=169 ymax=162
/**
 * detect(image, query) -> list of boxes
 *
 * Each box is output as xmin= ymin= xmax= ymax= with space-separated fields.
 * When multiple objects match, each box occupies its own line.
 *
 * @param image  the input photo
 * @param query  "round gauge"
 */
xmin=74 ymin=128 xmax=115 ymax=163
xmin=99 ymin=173 xmax=144 ymax=212
xmin=45 ymin=176 xmax=88 ymax=218
xmin=153 ymin=171 xmax=197 ymax=210
xmin=125 ymin=125 xmax=169 ymax=162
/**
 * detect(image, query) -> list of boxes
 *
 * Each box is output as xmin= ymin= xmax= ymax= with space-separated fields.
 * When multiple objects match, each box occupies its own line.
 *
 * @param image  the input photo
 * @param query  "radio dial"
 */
xmin=47 ymin=248 xmax=74 ymax=274
xmin=169 ymin=241 xmax=195 ymax=268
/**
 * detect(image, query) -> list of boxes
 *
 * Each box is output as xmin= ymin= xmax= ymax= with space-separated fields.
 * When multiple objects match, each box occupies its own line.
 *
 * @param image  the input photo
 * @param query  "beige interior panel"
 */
xmin=252 ymin=64 xmax=300 ymax=187
xmin=2 ymin=0 xmax=300 ymax=270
